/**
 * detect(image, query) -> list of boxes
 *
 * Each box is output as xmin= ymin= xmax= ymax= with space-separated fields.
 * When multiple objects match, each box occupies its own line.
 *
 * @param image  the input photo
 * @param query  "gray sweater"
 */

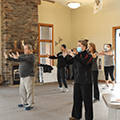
xmin=7 ymin=54 xmax=35 ymax=77
xmin=91 ymin=52 xmax=98 ymax=71
xmin=104 ymin=50 xmax=115 ymax=67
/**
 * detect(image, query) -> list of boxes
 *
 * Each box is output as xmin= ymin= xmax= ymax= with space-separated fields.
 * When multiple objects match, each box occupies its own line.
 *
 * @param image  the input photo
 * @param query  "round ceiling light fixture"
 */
xmin=67 ymin=2 xmax=82 ymax=9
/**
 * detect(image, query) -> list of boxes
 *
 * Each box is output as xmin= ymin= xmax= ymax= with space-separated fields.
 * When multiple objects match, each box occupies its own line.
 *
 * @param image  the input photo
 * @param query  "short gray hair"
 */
xmin=25 ymin=44 xmax=33 ymax=51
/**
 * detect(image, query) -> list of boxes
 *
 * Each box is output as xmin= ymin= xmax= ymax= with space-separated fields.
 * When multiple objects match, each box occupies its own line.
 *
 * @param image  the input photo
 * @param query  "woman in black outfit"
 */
xmin=89 ymin=42 xmax=100 ymax=101
xmin=63 ymin=39 xmax=93 ymax=120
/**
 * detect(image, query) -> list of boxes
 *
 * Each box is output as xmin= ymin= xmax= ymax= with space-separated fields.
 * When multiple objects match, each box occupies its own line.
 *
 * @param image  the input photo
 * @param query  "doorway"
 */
xmin=113 ymin=26 xmax=120 ymax=83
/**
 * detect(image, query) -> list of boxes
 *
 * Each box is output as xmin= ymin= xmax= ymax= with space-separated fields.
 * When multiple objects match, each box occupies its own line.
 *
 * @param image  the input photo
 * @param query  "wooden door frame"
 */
xmin=38 ymin=23 xmax=54 ymax=65
xmin=112 ymin=26 xmax=120 ymax=81
xmin=112 ymin=26 xmax=120 ymax=50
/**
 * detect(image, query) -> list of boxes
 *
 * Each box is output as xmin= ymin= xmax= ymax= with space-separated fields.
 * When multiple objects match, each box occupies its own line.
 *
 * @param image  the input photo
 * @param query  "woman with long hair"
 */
xmin=89 ymin=42 xmax=100 ymax=101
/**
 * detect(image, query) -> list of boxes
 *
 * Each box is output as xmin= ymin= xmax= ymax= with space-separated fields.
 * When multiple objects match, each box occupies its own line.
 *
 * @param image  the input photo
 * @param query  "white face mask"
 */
xmin=106 ymin=47 xmax=110 ymax=51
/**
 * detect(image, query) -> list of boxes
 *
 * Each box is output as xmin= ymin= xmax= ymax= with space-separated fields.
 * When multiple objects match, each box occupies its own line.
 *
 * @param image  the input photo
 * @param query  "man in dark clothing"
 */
xmin=4 ymin=44 xmax=35 ymax=111
xmin=47 ymin=44 xmax=68 ymax=92
xmin=63 ymin=39 xmax=93 ymax=120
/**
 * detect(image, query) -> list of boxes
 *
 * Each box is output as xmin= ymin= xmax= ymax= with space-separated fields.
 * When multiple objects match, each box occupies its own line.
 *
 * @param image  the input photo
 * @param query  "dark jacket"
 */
xmin=49 ymin=52 xmax=66 ymax=69
xmin=39 ymin=64 xmax=53 ymax=73
xmin=7 ymin=54 xmax=35 ymax=77
xmin=65 ymin=50 xmax=93 ymax=84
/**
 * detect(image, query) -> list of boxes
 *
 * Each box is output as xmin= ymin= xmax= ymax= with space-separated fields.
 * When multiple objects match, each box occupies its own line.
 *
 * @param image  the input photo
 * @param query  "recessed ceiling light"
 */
xmin=67 ymin=2 xmax=82 ymax=9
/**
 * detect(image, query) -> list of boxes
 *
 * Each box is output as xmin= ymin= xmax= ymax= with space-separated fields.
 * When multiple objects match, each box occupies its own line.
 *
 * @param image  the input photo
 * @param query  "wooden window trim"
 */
xmin=112 ymin=26 xmax=120 ymax=51
xmin=40 ymin=40 xmax=52 ymax=42
xmin=39 ymin=55 xmax=48 ymax=57
xmin=112 ymin=26 xmax=120 ymax=52
xmin=38 ymin=23 xmax=54 ymax=65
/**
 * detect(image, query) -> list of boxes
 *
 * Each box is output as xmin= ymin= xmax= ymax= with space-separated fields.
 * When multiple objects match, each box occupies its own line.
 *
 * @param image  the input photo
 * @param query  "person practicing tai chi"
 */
xmin=47 ymin=44 xmax=69 ymax=92
xmin=89 ymin=42 xmax=100 ymax=102
xmin=4 ymin=44 xmax=35 ymax=111
xmin=99 ymin=44 xmax=115 ymax=90
xmin=63 ymin=39 xmax=93 ymax=120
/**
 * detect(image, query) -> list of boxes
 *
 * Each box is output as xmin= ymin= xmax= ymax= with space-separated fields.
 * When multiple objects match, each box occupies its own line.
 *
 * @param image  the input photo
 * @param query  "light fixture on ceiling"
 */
xmin=67 ymin=2 xmax=82 ymax=9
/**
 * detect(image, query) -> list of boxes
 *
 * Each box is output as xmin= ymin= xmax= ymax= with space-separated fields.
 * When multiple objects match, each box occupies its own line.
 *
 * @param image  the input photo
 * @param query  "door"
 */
xmin=115 ymin=28 xmax=120 ymax=83
xmin=113 ymin=26 xmax=120 ymax=83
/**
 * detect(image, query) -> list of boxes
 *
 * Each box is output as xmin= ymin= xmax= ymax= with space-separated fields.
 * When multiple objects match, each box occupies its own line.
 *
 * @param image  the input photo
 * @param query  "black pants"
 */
xmin=72 ymin=83 xmax=93 ymax=120
xmin=57 ymin=67 xmax=68 ymax=88
xmin=104 ymin=66 xmax=115 ymax=81
xmin=92 ymin=70 xmax=99 ymax=100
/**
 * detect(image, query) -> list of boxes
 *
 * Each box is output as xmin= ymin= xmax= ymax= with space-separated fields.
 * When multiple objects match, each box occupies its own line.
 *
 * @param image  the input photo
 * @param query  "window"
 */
xmin=39 ymin=23 xmax=54 ymax=65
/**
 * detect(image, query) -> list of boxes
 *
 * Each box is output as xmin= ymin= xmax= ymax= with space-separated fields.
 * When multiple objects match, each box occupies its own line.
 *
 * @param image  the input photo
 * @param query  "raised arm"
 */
xmin=4 ymin=52 xmax=20 ymax=62
xmin=98 ymin=50 xmax=105 ymax=55
xmin=18 ymin=55 xmax=35 ymax=63
xmin=104 ymin=51 xmax=114 ymax=56
xmin=47 ymin=53 xmax=58 ymax=59
xmin=91 ymin=52 xmax=98 ymax=58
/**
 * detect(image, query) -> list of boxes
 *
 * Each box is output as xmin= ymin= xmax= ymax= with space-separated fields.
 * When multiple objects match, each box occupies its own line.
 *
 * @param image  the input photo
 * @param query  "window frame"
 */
xmin=38 ymin=23 xmax=54 ymax=65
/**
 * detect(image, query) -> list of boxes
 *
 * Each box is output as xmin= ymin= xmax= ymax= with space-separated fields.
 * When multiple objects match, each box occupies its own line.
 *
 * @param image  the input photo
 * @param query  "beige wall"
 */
xmin=1 ymin=0 xmax=119 ymax=78
xmin=38 ymin=0 xmax=72 ymax=65
xmin=0 ymin=0 xmax=1 ymax=74
xmin=71 ymin=0 xmax=120 ymax=80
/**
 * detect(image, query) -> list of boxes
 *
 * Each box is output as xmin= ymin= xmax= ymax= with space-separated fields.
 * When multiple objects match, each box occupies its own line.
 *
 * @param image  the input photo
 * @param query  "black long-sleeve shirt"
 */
xmin=49 ymin=52 xmax=66 ymax=68
xmin=65 ymin=50 xmax=93 ymax=84
xmin=7 ymin=54 xmax=35 ymax=77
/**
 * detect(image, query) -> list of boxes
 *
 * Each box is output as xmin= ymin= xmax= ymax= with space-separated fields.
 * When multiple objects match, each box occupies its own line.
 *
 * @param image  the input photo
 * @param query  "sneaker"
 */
xmin=111 ymin=86 xmax=114 ymax=91
xmin=93 ymin=98 xmax=99 ymax=102
xmin=55 ymin=87 xmax=63 ymax=91
xmin=18 ymin=104 xmax=28 ymax=108
xmin=25 ymin=106 xmax=34 ymax=111
xmin=102 ymin=85 xmax=109 ymax=89
xmin=62 ymin=88 xmax=69 ymax=93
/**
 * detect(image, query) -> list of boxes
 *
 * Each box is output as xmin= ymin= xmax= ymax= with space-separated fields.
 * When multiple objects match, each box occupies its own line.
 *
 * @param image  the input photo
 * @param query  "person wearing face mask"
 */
xmin=47 ymin=44 xmax=69 ymax=92
xmin=63 ymin=39 xmax=93 ymax=120
xmin=99 ymin=44 xmax=115 ymax=90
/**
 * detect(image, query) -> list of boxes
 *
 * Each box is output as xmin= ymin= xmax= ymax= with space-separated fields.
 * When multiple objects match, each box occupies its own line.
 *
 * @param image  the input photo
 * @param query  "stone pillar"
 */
xmin=1 ymin=0 xmax=40 ymax=85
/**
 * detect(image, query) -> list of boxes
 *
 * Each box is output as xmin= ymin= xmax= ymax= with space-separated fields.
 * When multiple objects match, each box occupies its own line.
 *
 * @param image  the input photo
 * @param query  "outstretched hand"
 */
xmin=3 ymin=52 xmax=8 ymax=59
xmin=9 ymin=52 xmax=18 ymax=59
xmin=9 ymin=53 xmax=13 ymax=58
xmin=54 ymin=53 xmax=57 ymax=57
xmin=91 ymin=53 xmax=97 ymax=58
xmin=46 ymin=54 xmax=49 ymax=58
xmin=16 ymin=52 xmax=20 ymax=57
xmin=98 ymin=50 xmax=105 ymax=55
xmin=4 ymin=52 xmax=19 ymax=59
xmin=67 ymin=49 xmax=74 ymax=57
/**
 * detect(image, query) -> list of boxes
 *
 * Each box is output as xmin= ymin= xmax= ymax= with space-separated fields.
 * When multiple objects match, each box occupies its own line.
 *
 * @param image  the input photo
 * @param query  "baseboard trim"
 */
xmin=98 ymin=80 xmax=112 ymax=83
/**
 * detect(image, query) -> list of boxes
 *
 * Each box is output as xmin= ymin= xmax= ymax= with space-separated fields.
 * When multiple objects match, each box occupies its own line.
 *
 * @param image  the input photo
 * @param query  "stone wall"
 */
xmin=1 ymin=0 xmax=41 ymax=85
xmin=0 ymin=0 xmax=1 ymax=74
